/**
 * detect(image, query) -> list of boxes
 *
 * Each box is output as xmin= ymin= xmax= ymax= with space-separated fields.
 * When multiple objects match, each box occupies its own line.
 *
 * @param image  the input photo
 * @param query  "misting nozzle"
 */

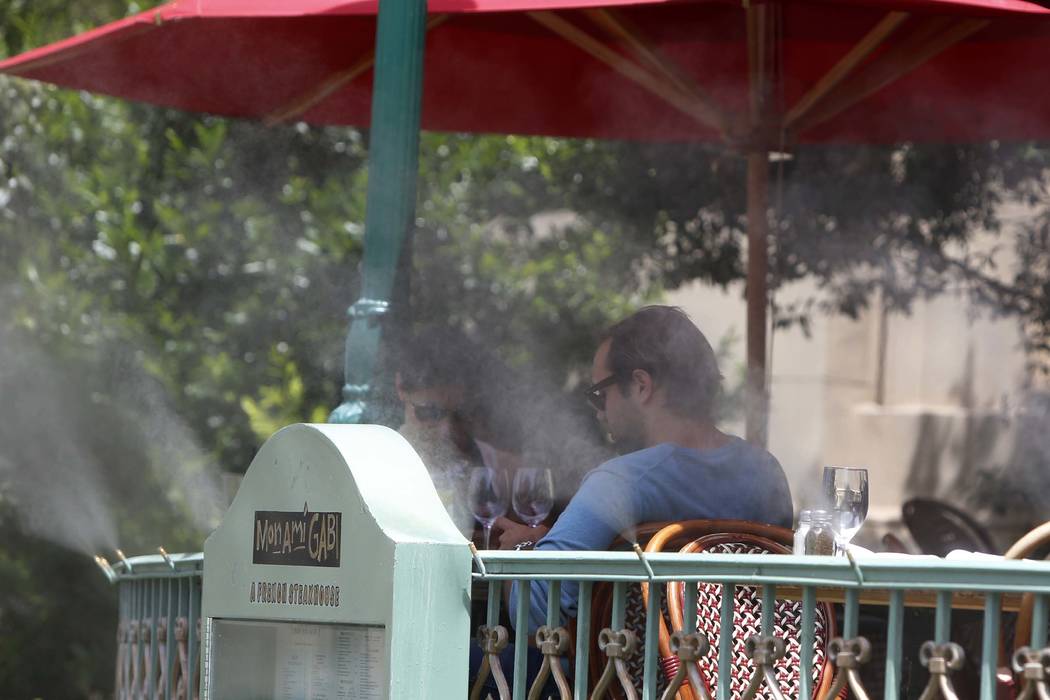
xmin=157 ymin=546 xmax=176 ymax=571
xmin=633 ymin=543 xmax=656 ymax=581
xmin=94 ymin=555 xmax=117 ymax=583
xmin=115 ymin=548 xmax=133 ymax=574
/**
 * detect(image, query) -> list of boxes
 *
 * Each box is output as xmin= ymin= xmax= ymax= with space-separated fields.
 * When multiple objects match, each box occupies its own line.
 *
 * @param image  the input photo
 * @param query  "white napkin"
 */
xmin=944 ymin=549 xmax=1002 ymax=561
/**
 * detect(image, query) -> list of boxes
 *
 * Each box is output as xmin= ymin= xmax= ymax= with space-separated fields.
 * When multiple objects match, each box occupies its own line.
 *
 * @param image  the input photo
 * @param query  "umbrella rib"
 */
xmin=262 ymin=14 xmax=448 ymax=126
xmin=580 ymin=8 xmax=732 ymax=137
xmin=527 ymin=10 xmax=722 ymax=135
xmin=783 ymin=10 xmax=910 ymax=129
xmin=791 ymin=16 xmax=989 ymax=135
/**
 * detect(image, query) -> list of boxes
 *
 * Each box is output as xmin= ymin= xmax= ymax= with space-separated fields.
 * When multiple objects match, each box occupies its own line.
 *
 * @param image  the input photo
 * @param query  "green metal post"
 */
xmin=330 ymin=0 xmax=428 ymax=423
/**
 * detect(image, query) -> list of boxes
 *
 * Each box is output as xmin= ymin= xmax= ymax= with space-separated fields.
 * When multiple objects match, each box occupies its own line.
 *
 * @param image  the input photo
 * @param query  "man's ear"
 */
xmin=395 ymin=372 xmax=406 ymax=401
xmin=632 ymin=368 xmax=654 ymax=404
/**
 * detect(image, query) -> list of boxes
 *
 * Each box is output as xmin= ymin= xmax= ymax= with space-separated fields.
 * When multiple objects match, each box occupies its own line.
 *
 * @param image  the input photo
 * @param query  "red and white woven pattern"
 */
xmin=692 ymin=542 xmax=830 ymax=699
xmin=622 ymin=583 xmax=671 ymax=697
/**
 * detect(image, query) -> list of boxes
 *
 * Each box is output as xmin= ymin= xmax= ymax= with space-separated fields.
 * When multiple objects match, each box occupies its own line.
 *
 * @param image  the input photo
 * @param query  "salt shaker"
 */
xmin=793 ymin=509 xmax=813 ymax=555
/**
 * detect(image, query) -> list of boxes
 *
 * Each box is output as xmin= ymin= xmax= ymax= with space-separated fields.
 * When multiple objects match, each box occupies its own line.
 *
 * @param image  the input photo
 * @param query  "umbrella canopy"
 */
xmin=2 ymin=0 xmax=1050 ymax=143
xmin=5 ymin=0 xmax=1050 ymax=441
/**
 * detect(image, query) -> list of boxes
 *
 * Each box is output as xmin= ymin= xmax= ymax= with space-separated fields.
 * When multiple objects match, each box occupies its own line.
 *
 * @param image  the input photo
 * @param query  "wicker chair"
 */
xmin=585 ymin=522 xmax=673 ymax=699
xmin=997 ymin=521 xmax=1050 ymax=695
xmin=586 ymin=520 xmax=837 ymax=699
xmin=645 ymin=523 xmax=837 ymax=699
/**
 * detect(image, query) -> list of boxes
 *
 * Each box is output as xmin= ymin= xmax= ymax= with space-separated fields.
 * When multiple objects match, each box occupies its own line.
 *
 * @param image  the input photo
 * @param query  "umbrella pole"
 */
xmin=745 ymin=150 xmax=770 ymax=446
xmin=330 ymin=0 xmax=429 ymax=423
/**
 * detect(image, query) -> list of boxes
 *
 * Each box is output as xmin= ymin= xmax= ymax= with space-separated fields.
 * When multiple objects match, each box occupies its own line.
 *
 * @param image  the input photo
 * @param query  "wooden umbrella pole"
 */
xmin=743 ymin=1 xmax=776 ymax=446
xmin=745 ymin=150 xmax=770 ymax=446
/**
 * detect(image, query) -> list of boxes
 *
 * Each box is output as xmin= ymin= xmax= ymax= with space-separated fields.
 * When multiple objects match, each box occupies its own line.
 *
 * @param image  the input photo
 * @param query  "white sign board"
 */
xmin=201 ymin=424 xmax=471 ymax=699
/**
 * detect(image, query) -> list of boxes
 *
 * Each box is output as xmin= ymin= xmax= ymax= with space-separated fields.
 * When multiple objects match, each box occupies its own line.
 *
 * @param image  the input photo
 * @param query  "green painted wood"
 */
xmin=884 ymin=590 xmax=904 ymax=700
xmin=151 ymin=578 xmax=160 ymax=700
xmin=980 ymin=592 xmax=1001 ymax=700
xmin=800 ymin=586 xmax=815 ymax=700
xmin=1033 ymin=594 xmax=1049 ymax=648
xmin=188 ymin=576 xmax=198 ymax=699
xmin=329 ymin=0 xmax=427 ymax=423
xmin=612 ymin=582 xmax=627 ymax=628
xmin=487 ymin=580 xmax=502 ymax=627
xmin=935 ymin=590 xmax=952 ymax=644
xmin=575 ymin=581 xmax=593 ymax=700
xmin=547 ymin=580 xmax=561 ymax=629
xmin=139 ymin=582 xmax=146 ymax=694
xmin=761 ymin=585 xmax=776 ymax=636
xmin=167 ymin=579 xmax=177 ymax=700
xmin=844 ymin=588 xmax=859 ymax=638
xmin=643 ymin=583 xmax=661 ymax=699
xmin=514 ymin=581 xmax=529 ymax=699
xmin=683 ymin=581 xmax=697 ymax=634
xmin=474 ymin=552 xmax=1050 ymax=593
xmin=718 ymin=584 xmax=733 ymax=700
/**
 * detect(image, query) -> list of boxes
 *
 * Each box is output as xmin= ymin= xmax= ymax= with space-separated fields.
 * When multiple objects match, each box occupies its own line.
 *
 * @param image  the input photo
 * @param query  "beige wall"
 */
xmin=667 ymin=239 xmax=1034 ymax=548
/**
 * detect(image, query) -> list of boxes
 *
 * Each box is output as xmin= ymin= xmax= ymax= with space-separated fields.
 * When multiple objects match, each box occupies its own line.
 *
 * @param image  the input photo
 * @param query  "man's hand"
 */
xmin=493 ymin=517 xmax=549 ymax=550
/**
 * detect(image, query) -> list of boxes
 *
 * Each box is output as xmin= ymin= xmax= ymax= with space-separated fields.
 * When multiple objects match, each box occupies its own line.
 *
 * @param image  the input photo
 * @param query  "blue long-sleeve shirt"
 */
xmin=509 ymin=438 xmax=793 ymax=633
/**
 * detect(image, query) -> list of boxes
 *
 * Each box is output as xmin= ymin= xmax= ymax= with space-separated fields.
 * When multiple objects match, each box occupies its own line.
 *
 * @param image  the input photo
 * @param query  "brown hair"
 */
xmin=600 ymin=306 xmax=722 ymax=419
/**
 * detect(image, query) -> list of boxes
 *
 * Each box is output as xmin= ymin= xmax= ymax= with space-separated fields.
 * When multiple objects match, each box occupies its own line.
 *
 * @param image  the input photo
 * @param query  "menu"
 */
xmin=208 ymin=619 xmax=385 ymax=699
xmin=274 ymin=623 xmax=384 ymax=699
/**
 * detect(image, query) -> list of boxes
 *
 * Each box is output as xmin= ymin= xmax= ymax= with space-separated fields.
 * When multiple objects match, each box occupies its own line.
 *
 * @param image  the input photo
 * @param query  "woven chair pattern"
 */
xmin=621 ymin=583 xmax=671 ymax=698
xmin=690 ymin=541 xmax=831 ymax=699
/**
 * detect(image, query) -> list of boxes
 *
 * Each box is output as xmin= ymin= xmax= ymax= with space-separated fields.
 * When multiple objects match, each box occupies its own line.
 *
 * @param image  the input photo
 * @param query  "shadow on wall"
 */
xmin=902 ymin=346 xmax=1050 ymax=548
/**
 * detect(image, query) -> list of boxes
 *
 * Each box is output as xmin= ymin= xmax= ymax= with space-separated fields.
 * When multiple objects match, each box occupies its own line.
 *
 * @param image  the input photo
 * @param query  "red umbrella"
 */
xmin=4 ymin=0 xmax=1050 ymax=141
xmin=4 ymin=0 xmax=1050 ymax=440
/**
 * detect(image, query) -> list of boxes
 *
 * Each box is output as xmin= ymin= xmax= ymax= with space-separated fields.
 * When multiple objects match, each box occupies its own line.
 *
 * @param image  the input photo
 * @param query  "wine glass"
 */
xmin=467 ymin=467 xmax=508 ymax=549
xmin=822 ymin=466 xmax=869 ymax=554
xmin=512 ymin=468 xmax=554 ymax=528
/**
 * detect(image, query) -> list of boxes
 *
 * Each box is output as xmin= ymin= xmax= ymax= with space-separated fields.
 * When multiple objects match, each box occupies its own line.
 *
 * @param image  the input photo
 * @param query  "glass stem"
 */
xmin=483 ymin=523 xmax=492 ymax=550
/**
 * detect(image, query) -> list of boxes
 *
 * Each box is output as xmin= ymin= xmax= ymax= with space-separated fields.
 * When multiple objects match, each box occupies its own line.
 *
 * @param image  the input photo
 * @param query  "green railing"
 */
xmin=105 ymin=552 xmax=203 ymax=700
xmin=470 ymin=549 xmax=1050 ymax=699
xmin=106 ymin=548 xmax=1050 ymax=699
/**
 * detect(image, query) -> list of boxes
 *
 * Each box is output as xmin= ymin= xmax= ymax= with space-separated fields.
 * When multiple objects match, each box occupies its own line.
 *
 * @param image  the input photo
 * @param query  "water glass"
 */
xmin=822 ymin=466 xmax=869 ymax=554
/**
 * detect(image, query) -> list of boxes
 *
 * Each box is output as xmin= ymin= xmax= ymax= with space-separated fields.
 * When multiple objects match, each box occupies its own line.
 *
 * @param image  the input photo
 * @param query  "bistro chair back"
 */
xmin=646 ymin=526 xmax=837 ymax=699
xmin=587 ymin=520 xmax=798 ymax=698
xmin=998 ymin=520 xmax=1050 ymax=692
xmin=902 ymin=498 xmax=997 ymax=557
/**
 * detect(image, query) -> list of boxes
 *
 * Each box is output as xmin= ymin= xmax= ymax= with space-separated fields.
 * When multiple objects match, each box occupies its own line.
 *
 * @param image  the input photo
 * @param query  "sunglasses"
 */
xmin=411 ymin=402 xmax=453 ymax=423
xmin=584 ymin=374 xmax=621 ymax=412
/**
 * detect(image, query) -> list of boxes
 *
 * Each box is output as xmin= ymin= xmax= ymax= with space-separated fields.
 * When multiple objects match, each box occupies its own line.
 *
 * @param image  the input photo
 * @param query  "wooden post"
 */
xmin=745 ymin=151 xmax=769 ymax=446
xmin=744 ymin=1 xmax=776 ymax=446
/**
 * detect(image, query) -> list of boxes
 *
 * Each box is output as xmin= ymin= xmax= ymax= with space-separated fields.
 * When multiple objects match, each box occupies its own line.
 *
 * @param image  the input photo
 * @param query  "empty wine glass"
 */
xmin=467 ymin=467 xmax=508 ymax=549
xmin=512 ymin=467 xmax=554 ymax=528
xmin=822 ymin=466 xmax=869 ymax=554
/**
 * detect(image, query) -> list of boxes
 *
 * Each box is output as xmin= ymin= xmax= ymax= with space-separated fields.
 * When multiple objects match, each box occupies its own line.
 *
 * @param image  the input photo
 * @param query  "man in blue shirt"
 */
xmin=471 ymin=305 xmax=792 ymax=694
xmin=496 ymin=305 xmax=793 ymax=631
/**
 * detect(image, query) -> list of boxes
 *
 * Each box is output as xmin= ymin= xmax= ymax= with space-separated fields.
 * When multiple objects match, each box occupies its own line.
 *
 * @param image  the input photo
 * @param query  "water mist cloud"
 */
xmin=0 ymin=330 xmax=119 ymax=555
xmin=0 ymin=327 xmax=225 ymax=556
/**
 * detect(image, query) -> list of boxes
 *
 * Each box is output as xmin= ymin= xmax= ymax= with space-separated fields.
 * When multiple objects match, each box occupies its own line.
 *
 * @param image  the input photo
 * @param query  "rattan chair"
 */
xmin=643 ymin=522 xmax=837 ymax=700
xmin=586 ymin=521 xmax=774 ymax=698
xmin=996 ymin=521 xmax=1050 ymax=695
